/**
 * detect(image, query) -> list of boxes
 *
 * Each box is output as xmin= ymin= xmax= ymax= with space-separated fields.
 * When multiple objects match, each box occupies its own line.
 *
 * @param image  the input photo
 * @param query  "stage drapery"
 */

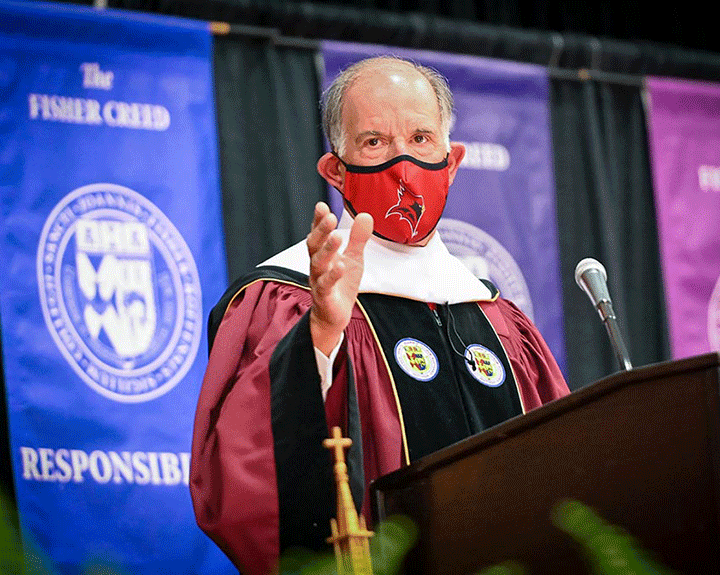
xmin=212 ymin=36 xmax=325 ymax=282
xmin=551 ymin=80 xmax=669 ymax=387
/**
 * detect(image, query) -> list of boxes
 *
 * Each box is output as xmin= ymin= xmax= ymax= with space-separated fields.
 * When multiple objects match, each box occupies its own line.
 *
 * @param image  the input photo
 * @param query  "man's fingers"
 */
xmin=314 ymin=260 xmax=345 ymax=296
xmin=343 ymin=212 xmax=373 ymax=259
xmin=307 ymin=210 xmax=338 ymax=254
xmin=312 ymin=201 xmax=330 ymax=228
xmin=310 ymin=231 xmax=342 ymax=275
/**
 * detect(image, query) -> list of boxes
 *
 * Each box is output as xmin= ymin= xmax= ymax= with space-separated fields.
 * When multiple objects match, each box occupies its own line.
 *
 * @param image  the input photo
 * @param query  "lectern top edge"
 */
xmin=371 ymin=352 xmax=720 ymax=490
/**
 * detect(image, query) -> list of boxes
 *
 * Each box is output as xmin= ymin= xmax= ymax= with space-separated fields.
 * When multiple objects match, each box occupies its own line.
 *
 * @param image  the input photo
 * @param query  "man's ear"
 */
xmin=447 ymin=142 xmax=466 ymax=186
xmin=317 ymin=152 xmax=345 ymax=192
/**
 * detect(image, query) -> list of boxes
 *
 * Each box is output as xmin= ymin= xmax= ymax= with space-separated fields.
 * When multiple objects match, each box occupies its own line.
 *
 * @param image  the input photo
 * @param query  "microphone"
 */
xmin=575 ymin=258 xmax=613 ymax=319
xmin=574 ymin=258 xmax=633 ymax=371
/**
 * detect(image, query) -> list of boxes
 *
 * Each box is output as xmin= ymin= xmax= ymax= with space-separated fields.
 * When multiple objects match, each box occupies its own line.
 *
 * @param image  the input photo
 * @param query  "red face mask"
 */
xmin=339 ymin=154 xmax=450 ymax=245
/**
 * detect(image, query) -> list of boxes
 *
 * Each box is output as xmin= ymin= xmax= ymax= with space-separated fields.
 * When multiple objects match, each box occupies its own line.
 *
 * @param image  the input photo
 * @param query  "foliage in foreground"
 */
xmin=1 ymin=491 xmax=678 ymax=575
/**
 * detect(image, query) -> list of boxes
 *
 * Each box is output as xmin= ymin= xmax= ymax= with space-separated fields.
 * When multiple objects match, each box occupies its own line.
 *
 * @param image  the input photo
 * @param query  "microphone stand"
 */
xmin=596 ymin=300 xmax=633 ymax=372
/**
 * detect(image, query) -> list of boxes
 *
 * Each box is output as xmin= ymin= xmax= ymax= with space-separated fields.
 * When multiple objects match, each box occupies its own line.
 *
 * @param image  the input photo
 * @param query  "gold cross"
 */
xmin=323 ymin=426 xmax=352 ymax=464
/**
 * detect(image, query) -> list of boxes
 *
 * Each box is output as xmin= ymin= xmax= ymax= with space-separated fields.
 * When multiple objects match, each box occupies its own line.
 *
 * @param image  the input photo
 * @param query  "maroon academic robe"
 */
xmin=190 ymin=268 xmax=569 ymax=575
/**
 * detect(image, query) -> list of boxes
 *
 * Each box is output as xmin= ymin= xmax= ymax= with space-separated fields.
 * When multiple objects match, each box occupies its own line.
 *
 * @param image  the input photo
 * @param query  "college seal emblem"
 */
xmin=464 ymin=344 xmax=506 ymax=387
xmin=437 ymin=218 xmax=534 ymax=321
xmin=36 ymin=183 xmax=202 ymax=403
xmin=394 ymin=338 xmax=439 ymax=381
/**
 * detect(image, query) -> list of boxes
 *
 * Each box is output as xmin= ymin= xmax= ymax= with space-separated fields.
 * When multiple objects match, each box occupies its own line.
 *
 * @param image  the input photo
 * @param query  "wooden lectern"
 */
xmin=371 ymin=353 xmax=720 ymax=574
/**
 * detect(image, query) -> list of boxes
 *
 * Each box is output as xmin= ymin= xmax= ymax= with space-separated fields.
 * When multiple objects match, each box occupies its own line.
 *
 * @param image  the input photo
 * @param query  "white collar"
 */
xmin=259 ymin=211 xmax=492 ymax=304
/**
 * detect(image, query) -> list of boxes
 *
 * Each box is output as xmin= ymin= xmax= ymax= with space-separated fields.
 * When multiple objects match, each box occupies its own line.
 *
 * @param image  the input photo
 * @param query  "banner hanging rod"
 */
xmin=209 ymin=21 xmax=643 ymax=87
xmin=209 ymin=21 xmax=320 ymax=51
xmin=549 ymin=66 xmax=643 ymax=87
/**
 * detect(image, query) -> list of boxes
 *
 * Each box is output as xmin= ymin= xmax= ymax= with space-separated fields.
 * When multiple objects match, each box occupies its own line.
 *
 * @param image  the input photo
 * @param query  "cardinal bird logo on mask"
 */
xmin=385 ymin=180 xmax=425 ymax=238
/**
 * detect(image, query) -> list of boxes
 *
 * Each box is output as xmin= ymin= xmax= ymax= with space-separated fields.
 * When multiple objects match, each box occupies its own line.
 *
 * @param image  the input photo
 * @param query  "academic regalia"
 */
xmin=190 ymin=213 xmax=569 ymax=575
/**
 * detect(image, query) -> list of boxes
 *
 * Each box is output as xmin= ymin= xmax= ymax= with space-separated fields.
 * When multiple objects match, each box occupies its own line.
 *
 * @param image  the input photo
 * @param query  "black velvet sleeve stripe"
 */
xmin=207 ymin=266 xmax=310 ymax=353
xmin=345 ymin=353 xmax=365 ymax=515
xmin=269 ymin=311 xmax=335 ymax=552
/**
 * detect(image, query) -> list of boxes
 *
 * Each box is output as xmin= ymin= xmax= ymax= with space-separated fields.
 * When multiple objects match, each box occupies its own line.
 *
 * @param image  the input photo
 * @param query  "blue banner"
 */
xmin=0 ymin=3 xmax=233 ymax=574
xmin=320 ymin=41 xmax=566 ymax=374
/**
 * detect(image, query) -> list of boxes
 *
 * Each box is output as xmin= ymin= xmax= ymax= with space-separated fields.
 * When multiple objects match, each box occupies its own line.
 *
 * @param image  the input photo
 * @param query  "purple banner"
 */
xmin=320 ymin=41 xmax=566 ymax=374
xmin=646 ymin=77 xmax=720 ymax=358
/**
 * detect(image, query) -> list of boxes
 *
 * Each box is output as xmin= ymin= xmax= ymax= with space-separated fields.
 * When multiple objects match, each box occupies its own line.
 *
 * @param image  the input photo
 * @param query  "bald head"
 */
xmin=321 ymin=56 xmax=454 ymax=156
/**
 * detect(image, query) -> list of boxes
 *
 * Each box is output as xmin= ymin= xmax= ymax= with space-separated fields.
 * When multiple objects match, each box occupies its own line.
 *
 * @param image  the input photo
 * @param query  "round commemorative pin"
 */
xmin=394 ymin=338 xmax=439 ymax=382
xmin=464 ymin=344 xmax=506 ymax=387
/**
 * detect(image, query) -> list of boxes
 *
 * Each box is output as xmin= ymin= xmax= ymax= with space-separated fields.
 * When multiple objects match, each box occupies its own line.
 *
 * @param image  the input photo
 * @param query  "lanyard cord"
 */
xmin=444 ymin=304 xmax=478 ymax=371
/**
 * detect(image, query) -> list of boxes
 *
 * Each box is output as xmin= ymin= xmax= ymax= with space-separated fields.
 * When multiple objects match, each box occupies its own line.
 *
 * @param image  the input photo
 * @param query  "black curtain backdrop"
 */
xmin=3 ymin=0 xmax=717 ymax=517
xmin=212 ymin=36 xmax=325 ymax=281
xmin=113 ymin=0 xmax=720 ymax=79
xmin=551 ymin=80 xmax=669 ymax=388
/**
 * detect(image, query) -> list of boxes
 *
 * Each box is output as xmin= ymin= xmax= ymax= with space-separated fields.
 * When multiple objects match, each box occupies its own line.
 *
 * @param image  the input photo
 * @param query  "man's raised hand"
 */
xmin=307 ymin=202 xmax=373 ymax=356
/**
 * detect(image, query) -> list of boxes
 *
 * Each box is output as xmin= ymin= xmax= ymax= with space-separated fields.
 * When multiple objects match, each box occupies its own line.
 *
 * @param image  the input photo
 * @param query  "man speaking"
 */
xmin=190 ymin=56 xmax=569 ymax=575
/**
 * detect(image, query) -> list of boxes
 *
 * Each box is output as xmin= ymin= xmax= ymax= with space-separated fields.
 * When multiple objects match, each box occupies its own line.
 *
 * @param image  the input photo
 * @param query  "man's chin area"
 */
xmin=408 ymin=230 xmax=435 ymax=247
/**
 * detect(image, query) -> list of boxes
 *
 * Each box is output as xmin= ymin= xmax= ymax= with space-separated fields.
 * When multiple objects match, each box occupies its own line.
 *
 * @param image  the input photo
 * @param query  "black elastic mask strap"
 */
xmin=331 ymin=150 xmax=346 ymax=167
xmin=335 ymin=153 xmax=449 ymax=174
